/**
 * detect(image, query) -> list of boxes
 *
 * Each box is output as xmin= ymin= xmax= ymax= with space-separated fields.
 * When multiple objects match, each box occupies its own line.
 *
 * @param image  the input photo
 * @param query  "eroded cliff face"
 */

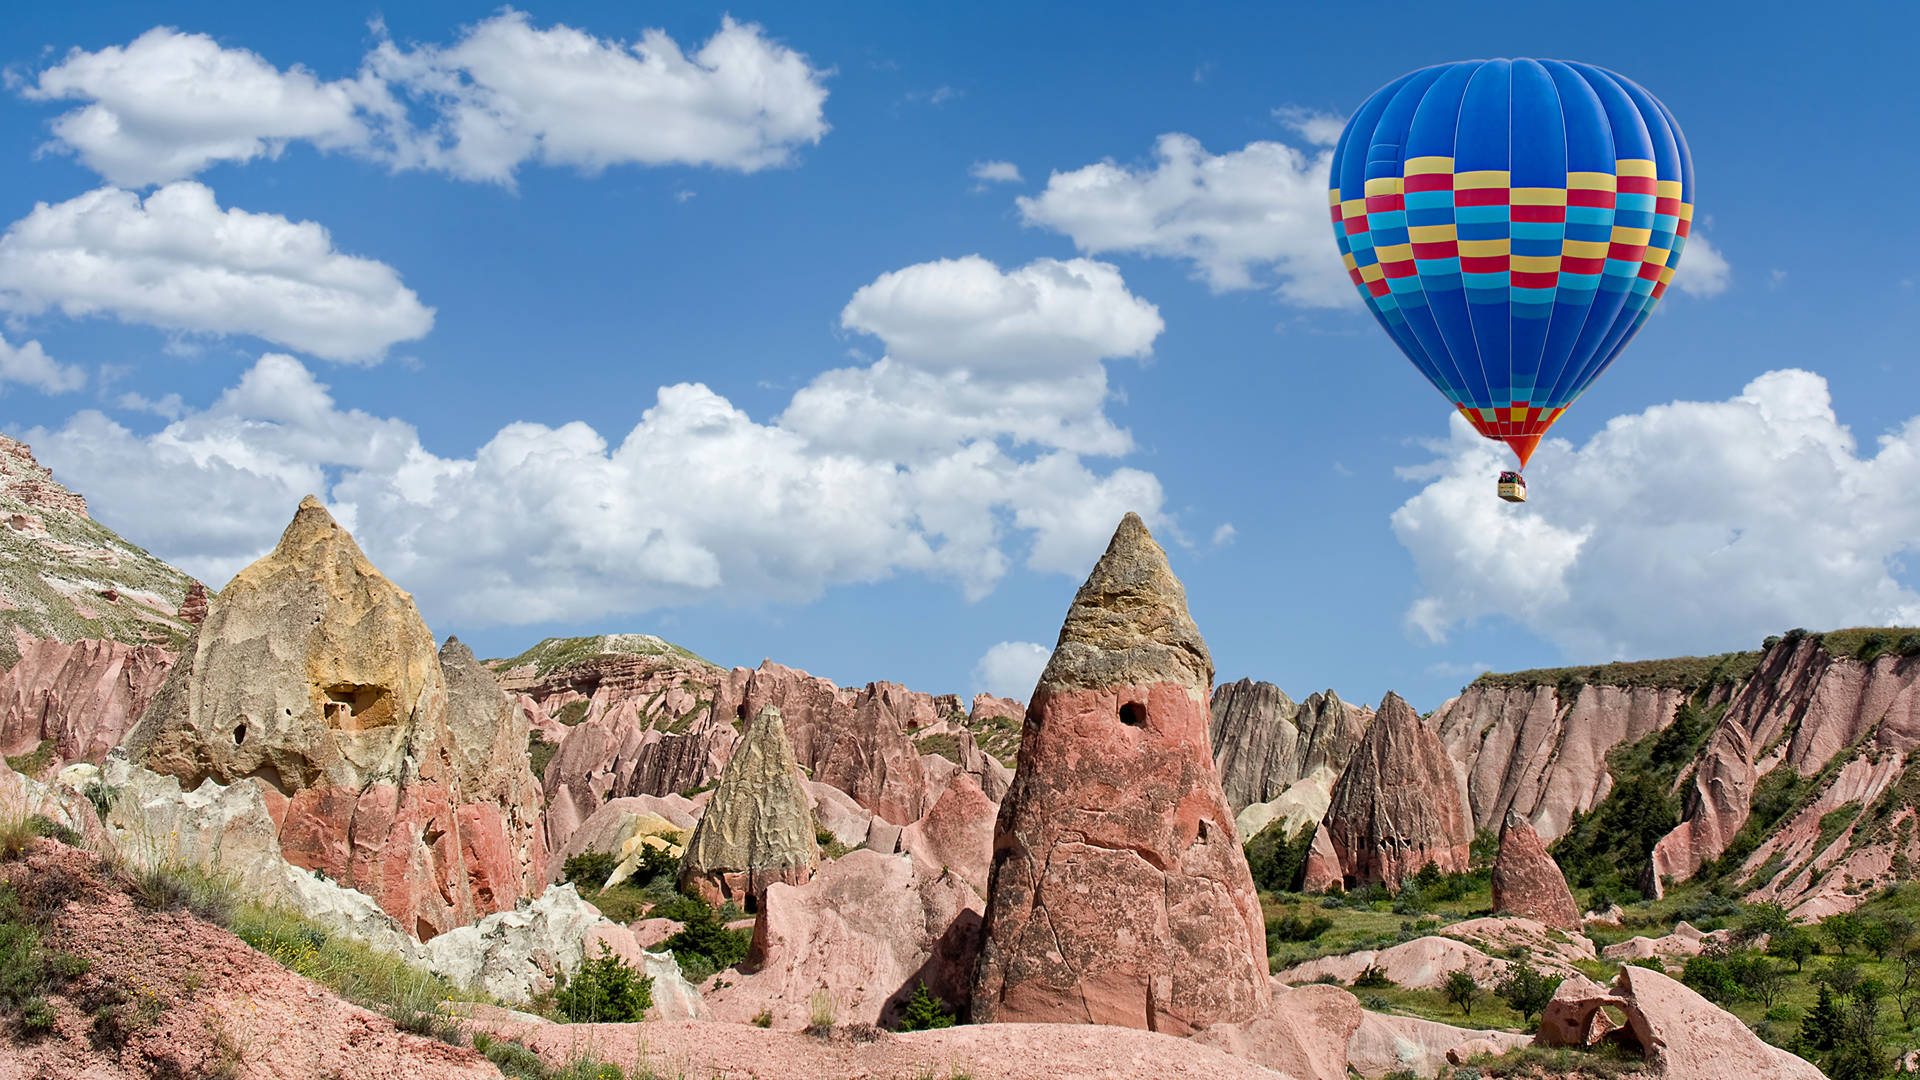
xmin=1325 ymin=693 xmax=1474 ymax=888
xmin=0 ymin=636 xmax=174 ymax=774
xmin=1210 ymin=679 xmax=1372 ymax=815
xmin=123 ymin=497 xmax=546 ymax=939
xmin=1433 ymin=683 xmax=1696 ymax=842
xmin=1651 ymin=635 xmax=1920 ymax=915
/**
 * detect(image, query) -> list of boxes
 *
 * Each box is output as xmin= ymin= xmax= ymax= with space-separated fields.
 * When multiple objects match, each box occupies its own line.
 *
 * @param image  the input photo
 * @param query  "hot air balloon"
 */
xmin=1329 ymin=60 xmax=1694 ymax=502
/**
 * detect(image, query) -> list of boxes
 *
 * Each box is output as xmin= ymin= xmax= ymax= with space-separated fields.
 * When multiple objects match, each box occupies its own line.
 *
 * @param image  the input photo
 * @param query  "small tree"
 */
xmin=1826 ymin=912 xmax=1862 ymax=957
xmin=1494 ymin=957 xmax=1561 ymax=1028
xmin=1413 ymin=861 xmax=1444 ymax=893
xmin=554 ymin=943 xmax=653 ymax=1023
xmin=1736 ymin=954 xmax=1788 ymax=1009
xmin=1800 ymin=983 xmax=1843 ymax=1053
xmin=1859 ymin=920 xmax=1895 ymax=961
xmin=1444 ymin=968 xmax=1482 ymax=1018
xmin=1740 ymin=902 xmax=1793 ymax=945
xmin=1768 ymin=925 xmax=1819 ymax=972
xmin=893 ymin=981 xmax=957 ymax=1032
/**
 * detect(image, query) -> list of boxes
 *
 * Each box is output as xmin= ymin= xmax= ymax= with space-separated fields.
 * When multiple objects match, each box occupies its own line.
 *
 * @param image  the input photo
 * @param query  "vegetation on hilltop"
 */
xmin=1470 ymin=650 xmax=1761 ymax=696
xmin=487 ymin=634 xmax=719 ymax=678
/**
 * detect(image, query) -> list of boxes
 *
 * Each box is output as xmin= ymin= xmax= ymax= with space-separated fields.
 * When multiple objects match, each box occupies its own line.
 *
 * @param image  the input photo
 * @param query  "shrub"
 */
xmin=806 ymin=989 xmax=837 ymax=1037
xmin=528 ymin=731 xmax=558 ymax=779
xmin=662 ymin=902 xmax=751 ymax=983
xmin=555 ymin=943 xmax=653 ymax=1023
xmin=1494 ymin=957 xmax=1561 ymax=1027
xmin=1444 ymin=968 xmax=1482 ymax=1017
xmin=752 ymin=1008 xmax=773 ymax=1028
xmin=1267 ymin=912 xmax=1335 ymax=944
xmin=118 ymin=861 xmax=238 ymax=926
xmin=1244 ymin=823 xmax=1316 ymax=894
xmin=1353 ymin=964 xmax=1393 ymax=989
xmin=0 ymin=882 xmax=91 ymax=1037
xmin=894 ymin=981 xmax=957 ymax=1031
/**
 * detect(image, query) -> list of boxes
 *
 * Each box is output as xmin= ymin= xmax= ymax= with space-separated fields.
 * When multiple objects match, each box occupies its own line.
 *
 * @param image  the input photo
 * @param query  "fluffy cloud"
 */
xmin=0 ymin=332 xmax=84 ymax=394
xmin=362 ymin=12 xmax=828 ymax=185
xmin=30 ymin=256 xmax=1167 ymax=621
xmin=784 ymin=256 xmax=1161 ymax=459
xmin=973 ymin=641 xmax=1050 ymax=700
xmin=969 ymin=160 xmax=1022 ymax=185
xmin=1675 ymin=234 xmax=1732 ymax=297
xmin=1018 ymin=133 xmax=1351 ymax=307
xmin=1393 ymin=370 xmax=1920 ymax=660
xmin=0 ymin=183 xmax=433 ymax=362
xmin=18 ymin=14 xmax=829 ymax=187
xmin=20 ymin=27 xmax=382 ymax=187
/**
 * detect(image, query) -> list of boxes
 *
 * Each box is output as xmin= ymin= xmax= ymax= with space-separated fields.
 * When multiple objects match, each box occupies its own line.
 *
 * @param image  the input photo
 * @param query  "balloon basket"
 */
xmin=1497 ymin=471 xmax=1527 ymax=503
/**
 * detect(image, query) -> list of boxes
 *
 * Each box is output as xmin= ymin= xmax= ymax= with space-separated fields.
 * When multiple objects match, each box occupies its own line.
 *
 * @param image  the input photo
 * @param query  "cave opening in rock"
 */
xmin=321 ymin=684 xmax=396 ymax=731
xmin=1119 ymin=702 xmax=1147 ymax=727
xmin=233 ymin=722 xmax=246 ymax=745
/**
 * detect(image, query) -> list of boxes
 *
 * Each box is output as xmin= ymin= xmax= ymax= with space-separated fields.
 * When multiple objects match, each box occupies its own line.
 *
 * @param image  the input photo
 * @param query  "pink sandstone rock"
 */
xmin=705 ymin=848 xmax=984 ymax=1028
xmin=0 ymin=636 xmax=174 ymax=772
xmin=1303 ymin=821 xmax=1343 ymax=893
xmin=1348 ymin=1010 xmax=1532 ymax=1078
xmin=1490 ymin=812 xmax=1583 ymax=930
xmin=970 ymin=513 xmax=1270 ymax=1035
xmin=176 ymin=581 xmax=209 ymax=625
xmin=1535 ymin=964 xmax=1824 ymax=1080
xmin=1325 ymin=692 xmax=1473 ymax=888
xmin=900 ymin=772 xmax=995 ymax=897
xmin=806 ymin=780 xmax=873 ymax=849
xmin=1191 ymin=983 xmax=1362 ymax=1080
xmin=1441 ymin=916 xmax=1596 ymax=968
xmin=1276 ymin=936 xmax=1515 ymax=991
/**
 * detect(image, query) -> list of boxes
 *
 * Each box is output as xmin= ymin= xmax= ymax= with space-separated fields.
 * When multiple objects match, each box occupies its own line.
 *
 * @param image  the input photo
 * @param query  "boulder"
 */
xmin=1348 ymin=1011 xmax=1532 ymax=1078
xmin=1490 ymin=811 xmax=1582 ymax=930
xmin=806 ymin=780 xmax=873 ymax=848
xmin=1600 ymin=920 xmax=1738 ymax=963
xmin=1440 ymin=916 xmax=1595 ymax=969
xmin=705 ymin=848 xmax=984 ymax=1029
xmin=971 ymin=513 xmax=1270 ymax=1035
xmin=1534 ymin=965 xmax=1825 ymax=1079
xmin=900 ymin=772 xmax=995 ymax=897
xmin=1324 ymin=692 xmax=1473 ymax=888
xmin=121 ymin=497 xmax=545 ymax=938
xmin=677 ymin=704 xmax=819 ymax=908
xmin=1192 ymin=983 xmax=1363 ymax=1080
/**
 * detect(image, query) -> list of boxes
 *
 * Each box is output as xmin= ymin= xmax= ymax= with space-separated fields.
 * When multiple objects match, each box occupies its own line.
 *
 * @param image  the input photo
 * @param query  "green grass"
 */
xmin=1811 ymin=627 xmax=1920 ymax=661
xmin=4 ymin=740 xmax=54 ymax=778
xmin=1469 ymin=650 xmax=1761 ymax=694
xmin=914 ymin=733 xmax=963 ymax=763
xmin=487 ymin=634 xmax=719 ymax=679
xmin=1464 ymin=1042 xmax=1641 ymax=1079
xmin=1260 ymin=879 xmax=1497 ymax=971
xmin=529 ymin=730 xmax=559 ymax=779
xmin=0 ymin=489 xmax=198 ymax=660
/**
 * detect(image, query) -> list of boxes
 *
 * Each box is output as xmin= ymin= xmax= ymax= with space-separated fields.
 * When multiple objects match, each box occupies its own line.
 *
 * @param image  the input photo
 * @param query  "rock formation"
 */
xmin=707 ymin=848 xmax=984 ymax=1028
xmin=1432 ymin=680 xmax=1699 ymax=842
xmin=1348 ymin=1012 xmax=1531 ymax=1079
xmin=1490 ymin=811 xmax=1582 ymax=930
xmin=1324 ymin=693 xmax=1473 ymax=888
xmin=1234 ymin=763 xmax=1338 ymax=844
xmin=1211 ymin=679 xmax=1372 ymax=813
xmin=0 ymin=435 xmax=199 ymax=663
xmin=1651 ymin=634 xmax=1920 ymax=911
xmin=1536 ymin=965 xmax=1823 ymax=1079
xmin=970 ymin=512 xmax=1269 ymax=1034
xmin=122 ymin=496 xmax=544 ymax=938
xmin=0 ymin=635 xmax=174 ymax=773
xmin=900 ymin=771 xmax=996 ymax=897
xmin=677 ymin=704 xmax=819 ymax=907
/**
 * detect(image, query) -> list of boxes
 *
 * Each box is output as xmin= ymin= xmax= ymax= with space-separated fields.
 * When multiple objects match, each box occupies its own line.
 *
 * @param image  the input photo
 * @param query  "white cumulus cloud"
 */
xmin=364 ymin=11 xmax=830 ymax=185
xmin=0 ymin=332 xmax=84 ymax=394
xmin=973 ymin=641 xmax=1050 ymax=701
xmin=1392 ymin=369 xmax=1920 ymax=660
xmin=28 ymin=256 xmax=1168 ymax=622
xmin=18 ymin=14 xmax=830 ymax=188
xmin=20 ymin=26 xmax=382 ymax=187
xmin=1018 ymin=132 xmax=1351 ymax=307
xmin=0 ymin=183 xmax=433 ymax=362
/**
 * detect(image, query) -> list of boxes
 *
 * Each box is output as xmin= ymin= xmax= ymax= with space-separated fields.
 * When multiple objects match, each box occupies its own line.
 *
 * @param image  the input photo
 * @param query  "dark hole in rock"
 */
xmin=1119 ymin=702 xmax=1147 ymax=727
xmin=233 ymin=723 xmax=247 ymax=745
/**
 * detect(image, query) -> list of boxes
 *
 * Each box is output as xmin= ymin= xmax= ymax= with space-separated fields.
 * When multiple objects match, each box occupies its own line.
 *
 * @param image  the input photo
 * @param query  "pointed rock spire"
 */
xmin=1323 ymin=692 xmax=1473 ymax=888
xmin=972 ymin=513 xmax=1269 ymax=1034
xmin=678 ymin=704 xmax=819 ymax=907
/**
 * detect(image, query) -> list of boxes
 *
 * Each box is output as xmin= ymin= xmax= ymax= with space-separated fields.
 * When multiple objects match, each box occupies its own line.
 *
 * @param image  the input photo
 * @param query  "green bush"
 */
xmin=1353 ymin=963 xmax=1393 ymax=989
xmin=1495 ymin=957 xmax=1561 ymax=1027
xmin=894 ymin=981 xmax=957 ymax=1031
xmin=662 ymin=902 xmax=751 ymax=982
xmin=555 ymin=942 xmax=653 ymax=1023
xmin=0 ymin=882 xmax=91 ymax=1037
xmin=1267 ymin=912 xmax=1335 ymax=944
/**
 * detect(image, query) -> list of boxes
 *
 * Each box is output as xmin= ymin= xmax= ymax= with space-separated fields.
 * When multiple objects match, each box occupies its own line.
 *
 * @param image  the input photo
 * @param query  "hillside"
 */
xmin=0 ymin=435 xmax=199 ymax=667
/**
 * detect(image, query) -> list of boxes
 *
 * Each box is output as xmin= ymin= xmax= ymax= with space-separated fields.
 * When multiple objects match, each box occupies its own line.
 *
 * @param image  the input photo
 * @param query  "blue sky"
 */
xmin=2 ymin=1 xmax=1915 ymax=711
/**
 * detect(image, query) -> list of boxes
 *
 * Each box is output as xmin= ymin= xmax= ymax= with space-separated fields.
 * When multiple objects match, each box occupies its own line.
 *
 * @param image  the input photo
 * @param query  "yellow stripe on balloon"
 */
xmin=1454 ymin=170 xmax=1511 ymax=189
xmin=1511 ymin=188 xmax=1569 ymax=206
xmin=1614 ymin=158 xmax=1657 ymax=178
xmin=1457 ymin=239 xmax=1510 ymax=257
xmin=1405 ymin=156 xmax=1455 ymax=175
xmin=1566 ymin=171 xmax=1617 ymax=190
xmin=1408 ymin=224 xmax=1458 ymax=242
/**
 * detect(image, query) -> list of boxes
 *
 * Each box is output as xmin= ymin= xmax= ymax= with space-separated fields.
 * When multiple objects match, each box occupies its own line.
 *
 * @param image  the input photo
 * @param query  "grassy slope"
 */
xmin=0 ymin=495 xmax=197 ymax=668
xmin=486 ymin=634 xmax=720 ymax=679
